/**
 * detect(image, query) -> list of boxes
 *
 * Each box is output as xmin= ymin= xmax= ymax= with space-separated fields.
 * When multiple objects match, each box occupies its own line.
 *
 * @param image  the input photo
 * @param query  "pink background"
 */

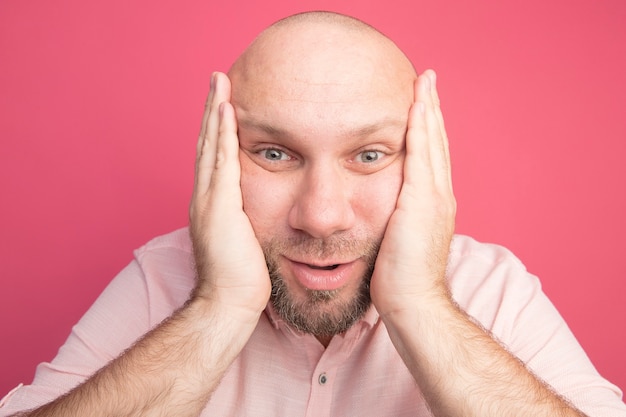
xmin=1 ymin=0 xmax=625 ymax=398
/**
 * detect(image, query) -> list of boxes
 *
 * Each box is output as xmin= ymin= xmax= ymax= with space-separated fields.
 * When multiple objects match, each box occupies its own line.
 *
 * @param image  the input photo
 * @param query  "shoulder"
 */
xmin=132 ymin=227 xmax=194 ymax=276
xmin=129 ymin=227 xmax=196 ymax=315
xmin=449 ymin=234 xmax=526 ymax=270
xmin=134 ymin=227 xmax=193 ymax=258
xmin=448 ymin=234 xmax=534 ymax=289
xmin=447 ymin=235 xmax=543 ymax=334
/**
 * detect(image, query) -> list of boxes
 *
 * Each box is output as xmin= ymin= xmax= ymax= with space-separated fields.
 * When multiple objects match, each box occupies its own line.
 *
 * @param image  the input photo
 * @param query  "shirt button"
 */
xmin=318 ymin=373 xmax=328 ymax=385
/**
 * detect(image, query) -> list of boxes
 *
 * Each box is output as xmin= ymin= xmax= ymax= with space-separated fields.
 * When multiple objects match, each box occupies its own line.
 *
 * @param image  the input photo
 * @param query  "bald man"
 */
xmin=2 ymin=11 xmax=625 ymax=417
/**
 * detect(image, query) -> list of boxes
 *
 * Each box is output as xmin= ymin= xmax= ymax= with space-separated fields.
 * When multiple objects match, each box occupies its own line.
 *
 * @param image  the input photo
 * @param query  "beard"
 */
xmin=262 ymin=232 xmax=381 ymax=338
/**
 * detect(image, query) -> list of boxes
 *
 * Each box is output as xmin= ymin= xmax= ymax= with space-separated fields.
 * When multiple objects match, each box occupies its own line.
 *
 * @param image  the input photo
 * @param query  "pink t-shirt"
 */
xmin=1 ymin=228 xmax=625 ymax=416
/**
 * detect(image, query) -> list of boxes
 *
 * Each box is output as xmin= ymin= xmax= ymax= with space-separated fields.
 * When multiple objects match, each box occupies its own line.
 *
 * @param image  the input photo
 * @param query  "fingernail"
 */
xmin=417 ymin=102 xmax=425 ymax=115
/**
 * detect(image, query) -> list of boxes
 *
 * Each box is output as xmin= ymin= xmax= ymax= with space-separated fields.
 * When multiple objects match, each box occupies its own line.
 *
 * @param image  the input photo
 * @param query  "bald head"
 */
xmin=229 ymin=11 xmax=416 ymax=111
xmin=229 ymin=11 xmax=416 ymax=81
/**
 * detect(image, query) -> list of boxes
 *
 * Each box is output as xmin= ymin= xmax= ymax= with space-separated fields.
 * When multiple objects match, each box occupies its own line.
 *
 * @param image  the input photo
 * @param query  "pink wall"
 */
xmin=1 ymin=0 xmax=625 ymax=398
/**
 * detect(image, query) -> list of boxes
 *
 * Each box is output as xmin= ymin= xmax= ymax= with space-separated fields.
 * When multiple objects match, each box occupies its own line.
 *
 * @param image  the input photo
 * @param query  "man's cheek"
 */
xmin=381 ymin=162 xmax=404 ymax=227
xmin=381 ymin=158 xmax=404 ymax=209
xmin=239 ymin=154 xmax=262 ymax=227
xmin=355 ymin=164 xmax=403 ymax=234
xmin=239 ymin=157 xmax=291 ymax=237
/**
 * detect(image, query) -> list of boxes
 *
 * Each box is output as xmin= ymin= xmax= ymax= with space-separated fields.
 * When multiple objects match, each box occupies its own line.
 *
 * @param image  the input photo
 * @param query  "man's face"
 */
xmin=231 ymin=24 xmax=415 ymax=338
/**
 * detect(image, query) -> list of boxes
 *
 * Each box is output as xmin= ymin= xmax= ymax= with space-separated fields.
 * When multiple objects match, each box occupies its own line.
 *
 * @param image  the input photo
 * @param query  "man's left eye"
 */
xmin=357 ymin=150 xmax=383 ymax=163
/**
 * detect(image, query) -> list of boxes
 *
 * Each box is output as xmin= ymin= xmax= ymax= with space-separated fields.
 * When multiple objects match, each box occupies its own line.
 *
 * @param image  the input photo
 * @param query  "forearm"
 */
xmin=13 ymin=298 xmax=257 ymax=417
xmin=382 ymin=298 xmax=587 ymax=417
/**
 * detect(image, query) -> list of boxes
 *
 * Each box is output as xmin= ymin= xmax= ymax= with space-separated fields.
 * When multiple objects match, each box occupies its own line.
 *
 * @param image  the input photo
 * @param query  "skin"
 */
xmin=12 ymin=11 xmax=588 ymax=417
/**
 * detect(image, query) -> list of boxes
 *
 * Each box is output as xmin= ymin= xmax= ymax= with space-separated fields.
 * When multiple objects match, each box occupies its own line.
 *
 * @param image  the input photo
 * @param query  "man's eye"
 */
xmin=262 ymin=149 xmax=289 ymax=161
xmin=357 ymin=150 xmax=383 ymax=163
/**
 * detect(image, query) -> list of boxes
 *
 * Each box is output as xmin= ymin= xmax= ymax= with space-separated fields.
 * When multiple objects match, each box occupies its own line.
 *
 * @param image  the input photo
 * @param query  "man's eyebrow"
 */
xmin=346 ymin=118 xmax=407 ymax=138
xmin=237 ymin=117 xmax=407 ymax=138
xmin=238 ymin=118 xmax=287 ymax=137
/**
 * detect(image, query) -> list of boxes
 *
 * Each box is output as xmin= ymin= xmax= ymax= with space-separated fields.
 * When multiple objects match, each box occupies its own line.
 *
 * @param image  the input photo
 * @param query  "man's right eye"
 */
xmin=262 ymin=148 xmax=290 ymax=161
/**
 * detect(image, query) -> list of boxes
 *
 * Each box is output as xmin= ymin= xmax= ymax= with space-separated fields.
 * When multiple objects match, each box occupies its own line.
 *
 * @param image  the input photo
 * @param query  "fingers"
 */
xmin=405 ymin=70 xmax=453 ymax=195
xmin=425 ymin=70 xmax=452 ymax=191
xmin=193 ymin=72 xmax=234 ymax=200
xmin=212 ymin=101 xmax=242 ymax=203
xmin=194 ymin=73 xmax=216 ymax=192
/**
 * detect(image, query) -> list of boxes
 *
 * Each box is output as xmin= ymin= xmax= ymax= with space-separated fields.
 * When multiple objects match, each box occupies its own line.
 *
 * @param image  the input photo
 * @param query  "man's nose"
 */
xmin=288 ymin=165 xmax=356 ymax=239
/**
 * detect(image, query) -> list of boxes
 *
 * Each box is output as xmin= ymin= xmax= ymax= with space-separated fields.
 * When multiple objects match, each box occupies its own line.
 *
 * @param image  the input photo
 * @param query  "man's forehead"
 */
xmin=230 ymin=67 xmax=414 ymax=134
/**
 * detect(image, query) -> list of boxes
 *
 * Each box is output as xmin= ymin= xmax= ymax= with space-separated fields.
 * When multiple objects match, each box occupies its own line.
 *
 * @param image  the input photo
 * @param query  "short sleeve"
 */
xmin=0 ymin=228 xmax=195 ymax=416
xmin=448 ymin=235 xmax=626 ymax=417
xmin=0 ymin=259 xmax=153 ymax=416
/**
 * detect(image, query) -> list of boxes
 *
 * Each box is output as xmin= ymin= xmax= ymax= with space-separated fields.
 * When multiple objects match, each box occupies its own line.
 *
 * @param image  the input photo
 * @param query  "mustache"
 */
xmin=261 ymin=233 xmax=381 ymax=264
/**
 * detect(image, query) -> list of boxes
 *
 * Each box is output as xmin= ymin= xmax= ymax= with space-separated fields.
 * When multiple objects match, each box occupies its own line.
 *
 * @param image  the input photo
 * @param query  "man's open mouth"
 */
xmin=307 ymin=264 xmax=340 ymax=270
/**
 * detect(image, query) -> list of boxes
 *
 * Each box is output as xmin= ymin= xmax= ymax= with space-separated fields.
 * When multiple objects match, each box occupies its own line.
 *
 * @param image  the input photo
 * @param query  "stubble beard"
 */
xmin=262 ymin=233 xmax=380 ymax=338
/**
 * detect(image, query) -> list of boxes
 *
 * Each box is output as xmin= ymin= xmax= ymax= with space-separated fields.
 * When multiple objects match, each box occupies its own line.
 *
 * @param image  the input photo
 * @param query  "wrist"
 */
xmin=185 ymin=294 xmax=264 ymax=336
xmin=378 ymin=292 xmax=458 ymax=338
xmin=374 ymin=278 xmax=452 ymax=320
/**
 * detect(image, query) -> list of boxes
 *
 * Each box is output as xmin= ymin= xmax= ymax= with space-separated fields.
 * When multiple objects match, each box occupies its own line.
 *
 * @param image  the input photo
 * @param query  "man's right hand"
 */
xmin=189 ymin=71 xmax=271 ymax=325
xmin=12 ymin=73 xmax=271 ymax=417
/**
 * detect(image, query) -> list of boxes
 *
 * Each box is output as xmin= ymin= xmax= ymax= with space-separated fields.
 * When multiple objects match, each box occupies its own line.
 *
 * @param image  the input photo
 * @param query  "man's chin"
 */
xmin=269 ymin=277 xmax=372 ymax=337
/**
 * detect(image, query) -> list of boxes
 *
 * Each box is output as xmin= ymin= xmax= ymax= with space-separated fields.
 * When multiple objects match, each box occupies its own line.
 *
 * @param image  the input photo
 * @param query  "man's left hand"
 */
xmin=370 ymin=69 xmax=456 ymax=319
